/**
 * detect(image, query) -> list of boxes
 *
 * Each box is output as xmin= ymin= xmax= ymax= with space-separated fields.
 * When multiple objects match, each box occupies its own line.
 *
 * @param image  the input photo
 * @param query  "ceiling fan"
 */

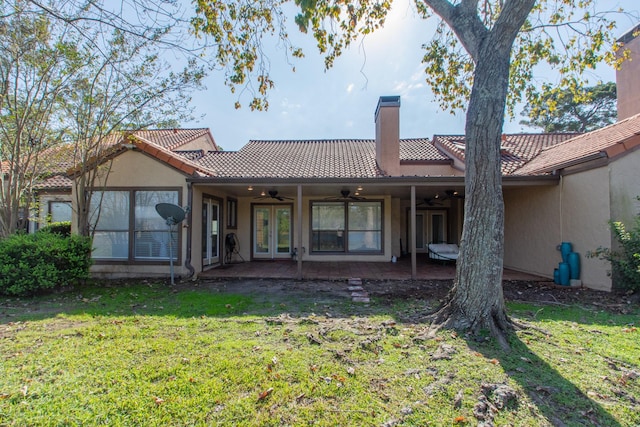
xmin=325 ymin=189 xmax=366 ymax=201
xmin=254 ymin=190 xmax=293 ymax=201
xmin=417 ymin=197 xmax=443 ymax=207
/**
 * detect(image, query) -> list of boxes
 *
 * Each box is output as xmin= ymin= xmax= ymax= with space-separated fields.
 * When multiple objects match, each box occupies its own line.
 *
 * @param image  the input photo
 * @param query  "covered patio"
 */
xmin=198 ymin=255 xmax=547 ymax=282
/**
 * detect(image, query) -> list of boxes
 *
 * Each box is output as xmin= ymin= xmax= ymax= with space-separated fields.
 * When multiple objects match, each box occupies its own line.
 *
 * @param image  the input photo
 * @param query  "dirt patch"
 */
xmin=193 ymin=277 xmax=638 ymax=312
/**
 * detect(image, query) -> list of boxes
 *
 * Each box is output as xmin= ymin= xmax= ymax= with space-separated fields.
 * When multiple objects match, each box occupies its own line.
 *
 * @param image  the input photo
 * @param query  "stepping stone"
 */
xmin=350 ymin=291 xmax=369 ymax=298
xmin=352 ymin=296 xmax=370 ymax=303
xmin=348 ymin=286 xmax=364 ymax=291
xmin=348 ymin=278 xmax=362 ymax=286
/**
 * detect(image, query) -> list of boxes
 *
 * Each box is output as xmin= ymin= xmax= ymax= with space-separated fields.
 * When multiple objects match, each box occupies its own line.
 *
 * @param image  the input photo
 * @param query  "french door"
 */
xmin=202 ymin=198 xmax=220 ymax=266
xmin=253 ymin=205 xmax=292 ymax=259
xmin=414 ymin=210 xmax=447 ymax=252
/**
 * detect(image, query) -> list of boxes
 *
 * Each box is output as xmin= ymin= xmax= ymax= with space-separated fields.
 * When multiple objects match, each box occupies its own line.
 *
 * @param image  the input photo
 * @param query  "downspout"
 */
xmin=184 ymin=181 xmax=195 ymax=279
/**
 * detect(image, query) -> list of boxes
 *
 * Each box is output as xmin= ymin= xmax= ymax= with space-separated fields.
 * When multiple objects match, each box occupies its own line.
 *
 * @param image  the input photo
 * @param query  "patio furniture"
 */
xmin=428 ymin=243 xmax=460 ymax=263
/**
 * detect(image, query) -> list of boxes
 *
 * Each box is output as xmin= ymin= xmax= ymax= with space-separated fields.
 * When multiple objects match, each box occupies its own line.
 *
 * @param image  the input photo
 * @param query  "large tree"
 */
xmin=520 ymin=81 xmax=617 ymax=132
xmin=194 ymin=0 xmax=632 ymax=346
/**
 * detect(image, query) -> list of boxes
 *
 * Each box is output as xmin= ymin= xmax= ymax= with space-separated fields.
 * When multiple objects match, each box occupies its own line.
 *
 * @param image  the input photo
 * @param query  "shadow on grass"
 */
xmin=468 ymin=332 xmax=623 ymax=426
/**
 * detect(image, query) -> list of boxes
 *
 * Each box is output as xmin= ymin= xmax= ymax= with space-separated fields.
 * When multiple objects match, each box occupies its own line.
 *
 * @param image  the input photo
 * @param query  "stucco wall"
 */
xmin=504 ymin=168 xmax=613 ymax=291
xmin=504 ymin=186 xmax=560 ymax=280
xmin=609 ymin=148 xmax=640 ymax=225
xmin=560 ymin=170 xmax=612 ymax=291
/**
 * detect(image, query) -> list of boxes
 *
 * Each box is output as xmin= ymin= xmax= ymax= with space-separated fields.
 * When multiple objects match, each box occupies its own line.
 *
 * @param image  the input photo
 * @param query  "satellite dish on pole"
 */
xmin=155 ymin=203 xmax=186 ymax=285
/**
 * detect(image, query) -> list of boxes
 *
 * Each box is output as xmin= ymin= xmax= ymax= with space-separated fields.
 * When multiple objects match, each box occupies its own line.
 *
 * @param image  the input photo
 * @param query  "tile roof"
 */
xmin=434 ymin=133 xmax=579 ymax=175
xmin=400 ymin=138 xmax=450 ymax=161
xmin=133 ymin=128 xmax=215 ymax=151
xmin=514 ymin=113 xmax=640 ymax=175
xmin=35 ymin=175 xmax=73 ymax=190
xmin=196 ymin=138 xmax=446 ymax=178
xmin=173 ymin=149 xmax=206 ymax=161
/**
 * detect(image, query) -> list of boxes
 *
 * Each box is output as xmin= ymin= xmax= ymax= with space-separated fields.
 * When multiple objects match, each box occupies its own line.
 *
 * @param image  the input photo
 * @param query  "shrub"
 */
xmin=0 ymin=232 xmax=92 ymax=296
xmin=38 ymin=221 xmax=72 ymax=237
xmin=589 ymin=216 xmax=640 ymax=291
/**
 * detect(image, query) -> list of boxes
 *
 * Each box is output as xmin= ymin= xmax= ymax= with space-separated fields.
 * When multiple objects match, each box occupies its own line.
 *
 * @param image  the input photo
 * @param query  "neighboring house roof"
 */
xmin=515 ymin=113 xmax=640 ymax=175
xmin=34 ymin=174 xmax=73 ymax=190
xmin=434 ymin=133 xmax=580 ymax=175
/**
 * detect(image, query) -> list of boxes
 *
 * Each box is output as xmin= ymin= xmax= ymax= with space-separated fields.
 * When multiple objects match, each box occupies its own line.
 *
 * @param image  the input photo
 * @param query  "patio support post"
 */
xmin=410 ymin=185 xmax=417 ymax=279
xmin=296 ymin=184 xmax=303 ymax=280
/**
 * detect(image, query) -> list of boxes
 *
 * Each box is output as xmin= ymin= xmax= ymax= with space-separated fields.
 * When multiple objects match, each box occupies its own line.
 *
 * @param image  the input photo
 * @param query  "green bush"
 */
xmin=589 ymin=216 xmax=640 ymax=291
xmin=0 ymin=232 xmax=92 ymax=296
xmin=38 ymin=221 xmax=72 ymax=237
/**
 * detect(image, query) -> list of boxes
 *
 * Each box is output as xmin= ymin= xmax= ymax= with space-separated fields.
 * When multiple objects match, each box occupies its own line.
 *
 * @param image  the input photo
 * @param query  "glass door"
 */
xmin=253 ymin=205 xmax=292 ymax=259
xmin=202 ymin=198 xmax=220 ymax=266
xmin=414 ymin=210 xmax=447 ymax=252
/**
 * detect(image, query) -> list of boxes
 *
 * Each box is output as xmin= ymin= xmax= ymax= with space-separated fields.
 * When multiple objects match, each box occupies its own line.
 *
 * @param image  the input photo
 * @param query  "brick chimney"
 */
xmin=375 ymin=96 xmax=401 ymax=176
xmin=617 ymin=24 xmax=640 ymax=120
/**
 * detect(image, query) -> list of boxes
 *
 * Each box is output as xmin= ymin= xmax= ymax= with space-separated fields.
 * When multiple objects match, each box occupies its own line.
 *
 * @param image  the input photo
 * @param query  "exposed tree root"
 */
xmin=428 ymin=301 xmax=513 ymax=351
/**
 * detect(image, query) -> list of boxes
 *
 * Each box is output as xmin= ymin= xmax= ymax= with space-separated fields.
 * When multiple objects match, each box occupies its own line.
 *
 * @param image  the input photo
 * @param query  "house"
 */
xmin=29 ymin=25 xmax=640 ymax=292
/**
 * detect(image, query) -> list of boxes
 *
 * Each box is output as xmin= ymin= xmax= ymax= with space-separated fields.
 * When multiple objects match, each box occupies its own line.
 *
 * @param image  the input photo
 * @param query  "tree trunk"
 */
xmin=432 ymin=39 xmax=513 ymax=347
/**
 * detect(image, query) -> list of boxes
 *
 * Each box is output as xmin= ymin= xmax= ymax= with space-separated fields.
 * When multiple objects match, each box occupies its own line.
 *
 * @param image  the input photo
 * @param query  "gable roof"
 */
xmin=33 ymin=128 xmax=218 ymax=190
xmin=433 ymin=133 xmax=580 ymax=175
xmin=514 ymin=113 xmax=640 ymax=175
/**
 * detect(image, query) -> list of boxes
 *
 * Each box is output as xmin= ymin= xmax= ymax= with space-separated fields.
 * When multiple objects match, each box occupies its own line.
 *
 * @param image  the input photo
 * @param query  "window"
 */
xmin=48 ymin=201 xmax=72 ymax=223
xmin=226 ymin=198 xmax=237 ymax=229
xmin=311 ymin=201 xmax=382 ymax=253
xmin=90 ymin=189 xmax=180 ymax=261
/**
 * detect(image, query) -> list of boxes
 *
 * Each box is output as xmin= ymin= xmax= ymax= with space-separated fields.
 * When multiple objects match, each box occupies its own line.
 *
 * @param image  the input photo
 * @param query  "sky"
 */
xmin=182 ymin=0 xmax=640 ymax=152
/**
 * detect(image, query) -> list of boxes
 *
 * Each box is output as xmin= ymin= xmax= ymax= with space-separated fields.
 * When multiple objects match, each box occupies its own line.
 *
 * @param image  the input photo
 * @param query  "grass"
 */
xmin=1 ymin=280 xmax=638 ymax=426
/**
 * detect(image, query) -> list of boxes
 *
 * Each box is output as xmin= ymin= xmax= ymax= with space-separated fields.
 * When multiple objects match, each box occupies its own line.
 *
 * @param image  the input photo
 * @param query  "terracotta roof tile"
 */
xmin=196 ymin=138 xmax=446 ymax=178
xmin=400 ymin=138 xmax=449 ymax=161
xmin=198 ymin=139 xmax=381 ymax=178
xmin=133 ymin=128 xmax=214 ymax=150
xmin=433 ymin=133 xmax=579 ymax=175
xmin=34 ymin=175 xmax=73 ymax=190
xmin=514 ymin=114 xmax=640 ymax=175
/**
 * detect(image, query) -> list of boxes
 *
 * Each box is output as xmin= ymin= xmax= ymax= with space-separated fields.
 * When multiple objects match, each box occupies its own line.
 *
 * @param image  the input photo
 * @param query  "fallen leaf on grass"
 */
xmin=488 ymin=359 xmax=500 ymax=365
xmin=346 ymin=367 xmax=355 ymax=376
xmin=0 ymin=393 xmax=10 ymax=399
xmin=257 ymin=387 xmax=274 ymax=401
xmin=454 ymin=415 xmax=466 ymax=423
xmin=154 ymin=396 xmax=165 ymax=405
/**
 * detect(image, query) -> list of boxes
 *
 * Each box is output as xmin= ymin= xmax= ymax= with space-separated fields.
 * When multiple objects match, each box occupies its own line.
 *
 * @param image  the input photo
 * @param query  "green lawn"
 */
xmin=1 ymin=281 xmax=638 ymax=426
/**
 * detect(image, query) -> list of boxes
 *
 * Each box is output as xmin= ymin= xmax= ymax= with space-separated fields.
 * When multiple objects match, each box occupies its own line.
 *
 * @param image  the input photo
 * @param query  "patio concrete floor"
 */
xmin=198 ymin=255 xmax=547 ymax=282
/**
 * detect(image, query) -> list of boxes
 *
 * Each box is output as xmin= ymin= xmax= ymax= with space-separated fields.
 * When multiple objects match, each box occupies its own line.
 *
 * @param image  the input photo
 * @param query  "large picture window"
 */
xmin=311 ymin=201 xmax=382 ymax=253
xmin=90 ymin=189 xmax=180 ymax=261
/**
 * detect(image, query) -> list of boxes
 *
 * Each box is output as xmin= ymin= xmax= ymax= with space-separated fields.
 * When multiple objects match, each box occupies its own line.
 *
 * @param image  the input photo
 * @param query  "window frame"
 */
xmin=309 ymin=199 xmax=384 ymax=255
xmin=89 ymin=187 xmax=182 ymax=265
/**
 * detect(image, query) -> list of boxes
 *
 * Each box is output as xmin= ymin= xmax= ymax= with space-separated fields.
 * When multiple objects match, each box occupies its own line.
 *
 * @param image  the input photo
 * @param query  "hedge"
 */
xmin=0 ymin=232 xmax=92 ymax=296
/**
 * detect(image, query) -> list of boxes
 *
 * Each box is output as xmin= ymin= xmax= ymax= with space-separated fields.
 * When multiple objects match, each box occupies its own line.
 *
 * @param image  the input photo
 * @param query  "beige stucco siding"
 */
xmin=504 ymin=168 xmax=613 ymax=291
xmin=560 ymin=169 xmax=612 ymax=291
xmin=609 ymin=148 xmax=640 ymax=225
xmin=504 ymin=186 xmax=561 ymax=280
